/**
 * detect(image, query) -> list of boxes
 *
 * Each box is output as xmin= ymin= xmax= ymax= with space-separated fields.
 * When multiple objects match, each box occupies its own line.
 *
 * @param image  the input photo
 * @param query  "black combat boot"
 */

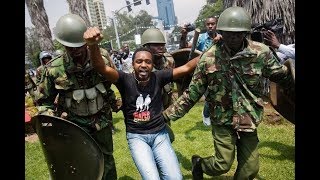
xmin=191 ymin=155 xmax=203 ymax=180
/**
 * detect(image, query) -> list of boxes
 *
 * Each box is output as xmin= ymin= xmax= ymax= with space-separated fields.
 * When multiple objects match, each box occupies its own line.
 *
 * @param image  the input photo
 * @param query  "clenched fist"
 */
xmin=83 ymin=27 xmax=104 ymax=46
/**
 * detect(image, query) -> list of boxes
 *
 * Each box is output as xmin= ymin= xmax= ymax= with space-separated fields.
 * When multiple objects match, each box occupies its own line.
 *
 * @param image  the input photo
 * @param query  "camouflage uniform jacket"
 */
xmin=25 ymin=70 xmax=36 ymax=92
xmin=36 ymin=48 xmax=116 ymax=131
xmin=36 ymin=65 xmax=46 ymax=84
xmin=152 ymin=52 xmax=175 ymax=109
xmin=163 ymin=39 xmax=293 ymax=132
xmin=35 ymin=65 xmax=49 ymax=100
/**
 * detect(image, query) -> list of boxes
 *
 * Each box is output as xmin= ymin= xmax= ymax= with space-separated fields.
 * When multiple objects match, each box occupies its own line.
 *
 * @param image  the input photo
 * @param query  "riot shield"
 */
xmin=31 ymin=115 xmax=104 ymax=180
xmin=269 ymin=59 xmax=295 ymax=124
xmin=170 ymin=48 xmax=202 ymax=96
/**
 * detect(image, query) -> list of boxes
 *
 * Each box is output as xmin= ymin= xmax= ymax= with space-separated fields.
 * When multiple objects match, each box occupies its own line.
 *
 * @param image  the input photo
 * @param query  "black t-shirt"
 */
xmin=115 ymin=69 xmax=173 ymax=134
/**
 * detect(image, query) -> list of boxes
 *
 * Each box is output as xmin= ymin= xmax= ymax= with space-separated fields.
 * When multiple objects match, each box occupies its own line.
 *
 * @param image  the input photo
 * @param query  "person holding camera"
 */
xmin=179 ymin=16 xmax=222 ymax=127
xmin=111 ymin=50 xmax=123 ymax=71
xmin=179 ymin=16 xmax=221 ymax=51
xmin=263 ymin=30 xmax=295 ymax=64
xmin=121 ymin=43 xmax=134 ymax=73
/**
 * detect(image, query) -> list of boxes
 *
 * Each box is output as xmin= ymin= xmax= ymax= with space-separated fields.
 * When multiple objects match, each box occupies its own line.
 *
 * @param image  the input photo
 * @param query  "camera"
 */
xmin=116 ymin=52 xmax=123 ymax=60
xmin=185 ymin=23 xmax=196 ymax=32
xmin=251 ymin=18 xmax=284 ymax=43
xmin=116 ymin=52 xmax=128 ymax=60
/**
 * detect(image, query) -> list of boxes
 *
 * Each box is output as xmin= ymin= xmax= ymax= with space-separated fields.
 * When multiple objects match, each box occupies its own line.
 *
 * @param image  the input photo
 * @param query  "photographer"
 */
xmin=250 ymin=18 xmax=295 ymax=63
xmin=179 ymin=16 xmax=221 ymax=50
xmin=112 ymin=50 xmax=123 ymax=71
xmin=120 ymin=43 xmax=133 ymax=73
xmin=263 ymin=30 xmax=295 ymax=64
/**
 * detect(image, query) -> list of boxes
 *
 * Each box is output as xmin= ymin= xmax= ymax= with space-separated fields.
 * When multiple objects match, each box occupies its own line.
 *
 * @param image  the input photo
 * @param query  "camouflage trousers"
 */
xmin=200 ymin=125 xmax=259 ymax=180
xmin=91 ymin=125 xmax=117 ymax=180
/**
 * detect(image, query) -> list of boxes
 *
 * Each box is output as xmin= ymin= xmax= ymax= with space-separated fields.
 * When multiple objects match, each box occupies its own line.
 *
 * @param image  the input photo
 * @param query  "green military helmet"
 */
xmin=39 ymin=51 xmax=52 ymax=65
xmin=39 ymin=51 xmax=52 ymax=61
xmin=141 ymin=28 xmax=166 ymax=46
xmin=216 ymin=6 xmax=251 ymax=32
xmin=54 ymin=13 xmax=87 ymax=47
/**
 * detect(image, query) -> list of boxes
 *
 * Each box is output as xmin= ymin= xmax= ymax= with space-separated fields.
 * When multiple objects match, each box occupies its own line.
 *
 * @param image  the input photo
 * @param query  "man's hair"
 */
xmin=132 ymin=46 xmax=154 ymax=61
xmin=206 ymin=16 xmax=218 ymax=22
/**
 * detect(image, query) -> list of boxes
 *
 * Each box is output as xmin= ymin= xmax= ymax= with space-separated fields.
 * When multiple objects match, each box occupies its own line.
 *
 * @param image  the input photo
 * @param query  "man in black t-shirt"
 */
xmin=84 ymin=26 xmax=200 ymax=180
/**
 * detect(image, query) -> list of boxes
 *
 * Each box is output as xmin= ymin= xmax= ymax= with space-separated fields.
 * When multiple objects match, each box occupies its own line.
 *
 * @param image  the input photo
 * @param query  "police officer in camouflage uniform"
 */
xmin=180 ymin=16 xmax=222 ymax=127
xmin=141 ymin=28 xmax=176 ymax=142
xmin=162 ymin=6 xmax=294 ymax=180
xmin=25 ymin=69 xmax=37 ymax=99
xmin=141 ymin=28 xmax=175 ymax=109
xmin=36 ymin=51 xmax=53 ymax=85
xmin=36 ymin=13 xmax=117 ymax=180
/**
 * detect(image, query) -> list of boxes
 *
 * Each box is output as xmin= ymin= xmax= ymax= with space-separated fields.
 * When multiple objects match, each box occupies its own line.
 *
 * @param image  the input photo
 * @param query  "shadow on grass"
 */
xmin=118 ymin=175 xmax=135 ymax=180
xmin=175 ymin=151 xmax=233 ymax=180
xmin=184 ymin=121 xmax=211 ymax=141
xmin=176 ymin=151 xmax=192 ymax=170
xmin=258 ymin=141 xmax=295 ymax=162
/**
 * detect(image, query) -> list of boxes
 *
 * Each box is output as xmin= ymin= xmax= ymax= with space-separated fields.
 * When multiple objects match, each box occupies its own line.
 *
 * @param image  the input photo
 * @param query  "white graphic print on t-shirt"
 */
xmin=133 ymin=94 xmax=151 ymax=122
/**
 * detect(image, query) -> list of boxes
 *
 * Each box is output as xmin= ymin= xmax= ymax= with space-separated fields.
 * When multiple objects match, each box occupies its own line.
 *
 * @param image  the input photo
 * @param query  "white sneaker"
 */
xmin=202 ymin=111 xmax=211 ymax=126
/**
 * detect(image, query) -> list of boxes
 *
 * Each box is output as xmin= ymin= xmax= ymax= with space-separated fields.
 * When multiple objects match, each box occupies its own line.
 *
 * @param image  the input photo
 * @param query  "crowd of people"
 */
xmin=26 ymin=5 xmax=294 ymax=180
xmin=110 ymin=43 xmax=134 ymax=73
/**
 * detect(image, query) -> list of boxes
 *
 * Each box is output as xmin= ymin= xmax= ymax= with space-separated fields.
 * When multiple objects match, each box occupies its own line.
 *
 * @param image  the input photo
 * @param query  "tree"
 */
xmin=193 ymin=0 xmax=223 ymax=30
xmin=99 ymin=10 xmax=153 ymax=50
xmin=25 ymin=27 xmax=41 ymax=68
xmin=133 ymin=10 xmax=153 ymax=35
xmin=223 ymin=0 xmax=295 ymax=44
xmin=66 ymin=0 xmax=91 ymax=26
xmin=25 ymin=0 xmax=54 ymax=53
xmin=112 ymin=10 xmax=153 ymax=48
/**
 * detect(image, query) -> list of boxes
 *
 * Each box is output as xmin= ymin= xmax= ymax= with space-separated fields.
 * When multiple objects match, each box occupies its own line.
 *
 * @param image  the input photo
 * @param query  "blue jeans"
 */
xmin=126 ymin=127 xmax=182 ymax=180
xmin=203 ymin=101 xmax=210 ymax=118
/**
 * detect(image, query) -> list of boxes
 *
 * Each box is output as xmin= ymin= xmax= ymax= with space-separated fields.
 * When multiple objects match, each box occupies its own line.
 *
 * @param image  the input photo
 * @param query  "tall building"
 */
xmin=156 ymin=0 xmax=177 ymax=30
xmin=86 ymin=0 xmax=108 ymax=30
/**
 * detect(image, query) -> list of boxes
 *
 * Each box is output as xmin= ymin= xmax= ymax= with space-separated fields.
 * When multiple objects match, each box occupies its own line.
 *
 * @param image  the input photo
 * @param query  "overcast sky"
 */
xmin=25 ymin=0 xmax=207 ymax=31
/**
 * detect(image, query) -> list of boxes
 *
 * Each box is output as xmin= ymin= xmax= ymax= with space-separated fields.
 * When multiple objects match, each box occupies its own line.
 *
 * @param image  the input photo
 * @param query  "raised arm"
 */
xmin=83 ymin=27 xmax=119 ymax=83
xmin=179 ymin=24 xmax=192 ymax=49
xmin=172 ymin=55 xmax=200 ymax=80
xmin=163 ymin=56 xmax=207 ymax=121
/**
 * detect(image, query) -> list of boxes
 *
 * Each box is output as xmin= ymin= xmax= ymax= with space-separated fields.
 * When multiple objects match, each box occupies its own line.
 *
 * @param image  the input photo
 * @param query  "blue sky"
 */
xmin=25 ymin=0 xmax=206 ymax=30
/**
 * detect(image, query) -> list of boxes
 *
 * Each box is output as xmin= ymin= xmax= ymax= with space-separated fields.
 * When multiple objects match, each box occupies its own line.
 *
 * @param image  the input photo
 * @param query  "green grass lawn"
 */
xmin=25 ymin=101 xmax=294 ymax=180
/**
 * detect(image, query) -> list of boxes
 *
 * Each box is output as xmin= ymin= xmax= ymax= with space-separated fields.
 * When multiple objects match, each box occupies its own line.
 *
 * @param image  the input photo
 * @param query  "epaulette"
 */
xmin=163 ymin=52 xmax=175 ymax=68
